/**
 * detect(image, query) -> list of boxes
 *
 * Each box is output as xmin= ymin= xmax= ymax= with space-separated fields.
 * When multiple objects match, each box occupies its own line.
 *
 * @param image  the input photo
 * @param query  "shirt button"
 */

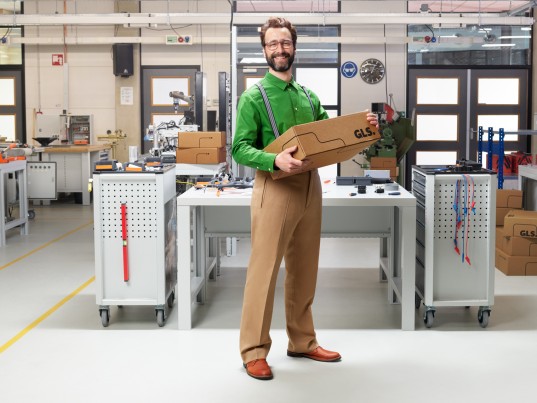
xmin=295 ymin=107 xmax=298 ymax=111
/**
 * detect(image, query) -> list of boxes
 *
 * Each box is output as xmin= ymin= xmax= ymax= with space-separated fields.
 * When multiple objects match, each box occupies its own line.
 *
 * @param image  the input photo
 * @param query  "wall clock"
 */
xmin=359 ymin=58 xmax=385 ymax=84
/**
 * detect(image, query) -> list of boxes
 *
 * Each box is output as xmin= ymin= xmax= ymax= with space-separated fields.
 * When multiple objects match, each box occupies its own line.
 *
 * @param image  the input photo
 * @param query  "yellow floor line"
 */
xmin=0 ymin=276 xmax=95 ymax=355
xmin=0 ymin=221 xmax=93 ymax=271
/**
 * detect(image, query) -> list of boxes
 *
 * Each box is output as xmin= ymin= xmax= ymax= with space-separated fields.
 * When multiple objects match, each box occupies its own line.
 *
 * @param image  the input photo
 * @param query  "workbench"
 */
xmin=176 ymin=180 xmax=417 ymax=330
xmin=31 ymin=144 xmax=111 ymax=205
xmin=0 ymin=160 xmax=29 ymax=247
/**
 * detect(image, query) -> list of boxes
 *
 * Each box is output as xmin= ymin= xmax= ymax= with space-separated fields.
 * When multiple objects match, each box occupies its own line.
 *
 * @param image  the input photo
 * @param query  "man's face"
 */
xmin=263 ymin=27 xmax=295 ymax=72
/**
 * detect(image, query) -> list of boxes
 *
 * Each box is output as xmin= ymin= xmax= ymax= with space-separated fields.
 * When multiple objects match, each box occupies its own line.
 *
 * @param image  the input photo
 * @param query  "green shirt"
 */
xmin=232 ymin=72 xmax=329 ymax=172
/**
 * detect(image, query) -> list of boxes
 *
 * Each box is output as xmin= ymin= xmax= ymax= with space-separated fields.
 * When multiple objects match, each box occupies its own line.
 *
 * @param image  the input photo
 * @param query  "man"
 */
xmin=232 ymin=17 xmax=378 ymax=380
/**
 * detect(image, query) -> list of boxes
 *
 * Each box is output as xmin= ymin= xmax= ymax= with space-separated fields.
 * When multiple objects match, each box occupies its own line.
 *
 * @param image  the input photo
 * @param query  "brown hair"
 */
xmin=259 ymin=17 xmax=297 ymax=47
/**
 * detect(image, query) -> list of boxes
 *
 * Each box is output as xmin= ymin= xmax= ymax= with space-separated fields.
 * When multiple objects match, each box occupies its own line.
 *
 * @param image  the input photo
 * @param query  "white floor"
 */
xmin=1 ymin=201 xmax=537 ymax=403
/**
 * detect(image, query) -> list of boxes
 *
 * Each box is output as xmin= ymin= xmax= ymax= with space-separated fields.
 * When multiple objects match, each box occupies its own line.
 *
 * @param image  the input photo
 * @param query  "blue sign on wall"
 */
xmin=341 ymin=61 xmax=358 ymax=78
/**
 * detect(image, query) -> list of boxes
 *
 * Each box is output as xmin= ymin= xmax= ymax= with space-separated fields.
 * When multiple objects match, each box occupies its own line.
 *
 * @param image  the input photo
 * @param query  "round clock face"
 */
xmin=359 ymin=58 xmax=385 ymax=84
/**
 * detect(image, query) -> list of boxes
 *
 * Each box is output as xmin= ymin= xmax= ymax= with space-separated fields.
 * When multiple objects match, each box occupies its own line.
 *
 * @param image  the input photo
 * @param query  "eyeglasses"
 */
xmin=264 ymin=40 xmax=293 ymax=51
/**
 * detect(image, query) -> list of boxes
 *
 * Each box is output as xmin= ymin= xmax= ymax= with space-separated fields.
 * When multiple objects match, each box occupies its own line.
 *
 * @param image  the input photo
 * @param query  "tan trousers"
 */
xmin=240 ymin=169 xmax=322 ymax=363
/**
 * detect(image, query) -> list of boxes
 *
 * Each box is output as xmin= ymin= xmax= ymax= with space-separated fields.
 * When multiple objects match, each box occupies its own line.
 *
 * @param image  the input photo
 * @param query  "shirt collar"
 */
xmin=264 ymin=72 xmax=299 ymax=91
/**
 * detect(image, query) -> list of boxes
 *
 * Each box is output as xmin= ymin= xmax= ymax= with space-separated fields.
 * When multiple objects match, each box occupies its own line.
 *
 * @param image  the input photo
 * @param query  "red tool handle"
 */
xmin=121 ymin=203 xmax=129 ymax=282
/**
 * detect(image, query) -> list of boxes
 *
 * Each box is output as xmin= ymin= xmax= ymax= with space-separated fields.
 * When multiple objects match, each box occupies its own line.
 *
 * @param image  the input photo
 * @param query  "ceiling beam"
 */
xmin=0 ymin=12 xmax=534 ymax=26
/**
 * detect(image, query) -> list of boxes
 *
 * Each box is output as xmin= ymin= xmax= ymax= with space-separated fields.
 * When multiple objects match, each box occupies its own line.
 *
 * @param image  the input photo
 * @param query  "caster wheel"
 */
xmin=478 ymin=310 xmax=490 ymax=328
xmin=28 ymin=210 xmax=36 ymax=219
xmin=100 ymin=309 xmax=110 ymax=327
xmin=156 ymin=309 xmax=166 ymax=327
xmin=424 ymin=310 xmax=435 ymax=328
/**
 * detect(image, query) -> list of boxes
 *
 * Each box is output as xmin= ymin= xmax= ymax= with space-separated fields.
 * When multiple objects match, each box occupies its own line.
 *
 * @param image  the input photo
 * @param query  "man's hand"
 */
xmin=365 ymin=111 xmax=380 ymax=129
xmin=274 ymin=145 xmax=309 ymax=173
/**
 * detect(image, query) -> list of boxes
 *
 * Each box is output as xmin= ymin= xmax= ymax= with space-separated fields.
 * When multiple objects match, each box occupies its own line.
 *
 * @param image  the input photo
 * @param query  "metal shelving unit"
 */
xmin=412 ymin=164 xmax=496 ymax=328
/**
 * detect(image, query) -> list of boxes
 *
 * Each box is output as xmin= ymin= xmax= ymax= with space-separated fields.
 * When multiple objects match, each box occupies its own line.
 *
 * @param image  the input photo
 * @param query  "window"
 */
xmin=236 ymin=25 xmax=339 ymax=65
xmin=408 ymin=25 xmax=531 ymax=66
xmin=0 ymin=1 xmax=22 ymax=65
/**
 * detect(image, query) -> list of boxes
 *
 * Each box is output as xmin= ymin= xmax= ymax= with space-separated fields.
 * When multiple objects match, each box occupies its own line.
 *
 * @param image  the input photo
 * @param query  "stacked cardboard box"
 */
xmin=370 ymin=157 xmax=398 ymax=181
xmin=496 ymin=209 xmax=537 ymax=275
xmin=496 ymin=189 xmax=522 ymax=226
xmin=176 ymin=131 xmax=227 ymax=164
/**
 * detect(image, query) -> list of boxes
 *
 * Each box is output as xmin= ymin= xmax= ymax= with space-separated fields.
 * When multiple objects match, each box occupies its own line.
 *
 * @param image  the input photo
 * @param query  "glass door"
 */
xmin=407 ymin=67 xmax=529 ymax=188
xmin=0 ymin=69 xmax=24 ymax=142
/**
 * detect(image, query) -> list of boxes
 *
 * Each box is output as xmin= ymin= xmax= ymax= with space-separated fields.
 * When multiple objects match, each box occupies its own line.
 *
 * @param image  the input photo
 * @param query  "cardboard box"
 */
xmin=495 ymin=226 xmax=504 ymax=249
xmin=370 ymin=157 xmax=397 ymax=169
xmin=503 ymin=210 xmax=537 ymax=239
xmin=496 ymin=248 xmax=537 ymax=276
xmin=500 ymin=235 xmax=537 ymax=256
xmin=178 ymin=131 xmax=226 ymax=148
xmin=496 ymin=189 xmax=523 ymax=209
xmin=496 ymin=207 xmax=521 ymax=226
xmin=176 ymin=147 xmax=226 ymax=164
xmin=497 ymin=226 xmax=537 ymax=256
xmin=264 ymin=112 xmax=381 ymax=180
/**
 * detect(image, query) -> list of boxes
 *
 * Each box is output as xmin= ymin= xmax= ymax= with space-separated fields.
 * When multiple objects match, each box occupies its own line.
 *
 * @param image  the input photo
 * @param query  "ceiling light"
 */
xmin=482 ymin=43 xmax=516 ymax=47
xmin=498 ymin=35 xmax=531 ymax=39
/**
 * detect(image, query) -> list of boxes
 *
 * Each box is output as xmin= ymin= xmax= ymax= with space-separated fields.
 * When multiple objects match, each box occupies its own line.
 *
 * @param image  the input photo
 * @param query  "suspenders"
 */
xmin=255 ymin=82 xmax=315 ymax=139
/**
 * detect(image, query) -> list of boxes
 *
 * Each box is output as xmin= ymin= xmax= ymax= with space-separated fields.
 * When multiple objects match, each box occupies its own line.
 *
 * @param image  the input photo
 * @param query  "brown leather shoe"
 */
xmin=243 ymin=359 xmax=273 ymax=380
xmin=287 ymin=346 xmax=341 ymax=362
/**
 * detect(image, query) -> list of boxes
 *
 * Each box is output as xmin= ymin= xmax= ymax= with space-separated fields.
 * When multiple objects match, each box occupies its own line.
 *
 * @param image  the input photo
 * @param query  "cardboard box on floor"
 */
xmin=496 ymin=207 xmax=521 ymax=226
xmin=496 ymin=248 xmax=537 ymax=276
xmin=264 ymin=112 xmax=381 ymax=180
xmin=496 ymin=226 xmax=537 ymax=256
xmin=503 ymin=210 xmax=537 ymax=238
xmin=496 ymin=189 xmax=523 ymax=209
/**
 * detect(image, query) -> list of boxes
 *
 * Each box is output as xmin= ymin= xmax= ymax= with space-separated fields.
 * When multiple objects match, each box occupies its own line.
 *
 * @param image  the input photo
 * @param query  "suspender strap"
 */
xmin=255 ymin=82 xmax=316 ymax=139
xmin=255 ymin=83 xmax=281 ymax=138
xmin=300 ymin=85 xmax=315 ymax=117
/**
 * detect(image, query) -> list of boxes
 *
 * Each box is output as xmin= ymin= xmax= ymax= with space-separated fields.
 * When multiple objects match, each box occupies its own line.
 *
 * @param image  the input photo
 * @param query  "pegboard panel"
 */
xmin=433 ymin=177 xmax=490 ymax=240
xmin=98 ymin=181 xmax=159 ymax=239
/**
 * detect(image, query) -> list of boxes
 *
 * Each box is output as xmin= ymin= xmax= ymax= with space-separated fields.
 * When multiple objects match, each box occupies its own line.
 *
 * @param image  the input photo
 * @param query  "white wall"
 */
xmin=23 ymin=1 xmax=117 ymax=141
xmin=140 ymin=0 xmax=232 ymax=107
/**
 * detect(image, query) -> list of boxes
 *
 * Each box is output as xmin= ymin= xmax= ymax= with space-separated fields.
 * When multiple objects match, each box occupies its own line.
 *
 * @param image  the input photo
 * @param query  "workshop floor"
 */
xmin=1 ymin=201 xmax=537 ymax=403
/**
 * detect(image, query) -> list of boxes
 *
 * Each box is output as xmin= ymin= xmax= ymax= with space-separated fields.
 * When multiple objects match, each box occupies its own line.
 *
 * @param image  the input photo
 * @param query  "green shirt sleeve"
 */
xmin=232 ymin=91 xmax=278 ymax=172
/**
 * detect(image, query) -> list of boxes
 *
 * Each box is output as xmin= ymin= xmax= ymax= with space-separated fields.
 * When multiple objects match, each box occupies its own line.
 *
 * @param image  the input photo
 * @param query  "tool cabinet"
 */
xmin=93 ymin=165 xmax=177 ymax=327
xmin=412 ymin=165 xmax=496 ymax=328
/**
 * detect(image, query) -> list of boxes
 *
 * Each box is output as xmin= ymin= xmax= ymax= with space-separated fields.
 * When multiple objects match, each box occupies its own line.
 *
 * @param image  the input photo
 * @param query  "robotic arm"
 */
xmin=169 ymin=91 xmax=194 ymax=113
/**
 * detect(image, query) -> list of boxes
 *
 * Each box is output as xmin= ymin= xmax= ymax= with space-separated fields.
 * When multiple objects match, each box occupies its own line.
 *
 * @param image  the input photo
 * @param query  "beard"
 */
xmin=266 ymin=51 xmax=295 ymax=72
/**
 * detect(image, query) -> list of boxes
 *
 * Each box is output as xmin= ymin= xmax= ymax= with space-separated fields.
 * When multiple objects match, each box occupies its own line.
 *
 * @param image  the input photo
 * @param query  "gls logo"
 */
xmin=354 ymin=127 xmax=374 ymax=139
xmin=520 ymin=230 xmax=537 ymax=237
